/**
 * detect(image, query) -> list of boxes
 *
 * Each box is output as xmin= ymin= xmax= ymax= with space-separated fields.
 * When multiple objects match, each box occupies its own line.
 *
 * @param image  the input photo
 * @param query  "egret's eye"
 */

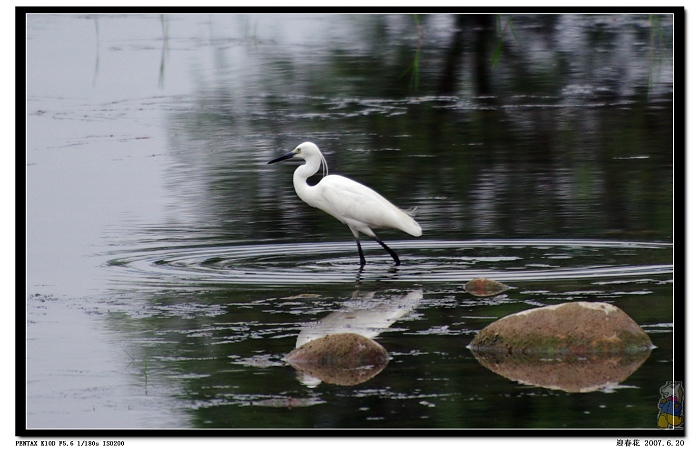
xmin=294 ymin=148 xmax=301 ymax=153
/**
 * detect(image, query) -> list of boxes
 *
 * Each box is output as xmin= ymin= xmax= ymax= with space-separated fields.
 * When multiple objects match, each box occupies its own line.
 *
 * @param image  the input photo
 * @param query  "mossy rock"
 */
xmin=469 ymin=302 xmax=653 ymax=355
xmin=285 ymin=333 xmax=389 ymax=386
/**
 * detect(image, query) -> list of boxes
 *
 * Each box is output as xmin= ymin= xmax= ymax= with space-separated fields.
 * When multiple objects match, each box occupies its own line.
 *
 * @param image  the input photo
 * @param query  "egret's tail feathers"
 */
xmin=398 ymin=208 xmax=422 ymax=237
xmin=405 ymin=220 xmax=422 ymax=237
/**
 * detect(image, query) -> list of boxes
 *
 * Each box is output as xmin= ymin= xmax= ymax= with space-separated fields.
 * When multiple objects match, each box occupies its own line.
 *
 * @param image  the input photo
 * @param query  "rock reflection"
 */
xmin=286 ymin=289 xmax=423 ymax=387
xmin=470 ymin=350 xmax=651 ymax=393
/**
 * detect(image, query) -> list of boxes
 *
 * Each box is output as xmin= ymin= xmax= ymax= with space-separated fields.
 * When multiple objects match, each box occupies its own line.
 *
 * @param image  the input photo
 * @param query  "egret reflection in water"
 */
xmin=295 ymin=289 xmax=423 ymax=347
xmin=290 ymin=289 xmax=423 ymax=387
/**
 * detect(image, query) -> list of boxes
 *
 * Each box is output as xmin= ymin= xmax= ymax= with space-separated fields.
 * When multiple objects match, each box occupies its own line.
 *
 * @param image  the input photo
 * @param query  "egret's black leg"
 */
xmin=373 ymin=236 xmax=401 ymax=266
xmin=355 ymin=237 xmax=367 ymax=266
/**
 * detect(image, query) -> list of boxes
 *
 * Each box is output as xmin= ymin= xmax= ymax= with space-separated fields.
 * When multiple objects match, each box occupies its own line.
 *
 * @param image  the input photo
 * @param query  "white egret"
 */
xmin=267 ymin=142 xmax=422 ymax=266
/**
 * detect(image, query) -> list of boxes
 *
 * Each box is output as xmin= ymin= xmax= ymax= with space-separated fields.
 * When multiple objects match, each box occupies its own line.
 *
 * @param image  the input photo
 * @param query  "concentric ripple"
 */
xmin=104 ymin=239 xmax=673 ymax=288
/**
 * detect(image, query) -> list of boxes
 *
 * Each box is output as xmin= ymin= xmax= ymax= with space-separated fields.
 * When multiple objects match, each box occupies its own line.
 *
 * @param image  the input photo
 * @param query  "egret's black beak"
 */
xmin=267 ymin=151 xmax=296 ymax=164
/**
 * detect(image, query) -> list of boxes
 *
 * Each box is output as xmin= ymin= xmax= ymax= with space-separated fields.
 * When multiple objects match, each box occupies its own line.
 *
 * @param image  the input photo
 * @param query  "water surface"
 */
xmin=25 ymin=13 xmax=676 ymax=431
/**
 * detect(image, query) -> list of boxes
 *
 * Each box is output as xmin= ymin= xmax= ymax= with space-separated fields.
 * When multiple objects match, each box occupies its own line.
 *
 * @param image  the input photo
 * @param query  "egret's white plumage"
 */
xmin=268 ymin=142 xmax=421 ymax=265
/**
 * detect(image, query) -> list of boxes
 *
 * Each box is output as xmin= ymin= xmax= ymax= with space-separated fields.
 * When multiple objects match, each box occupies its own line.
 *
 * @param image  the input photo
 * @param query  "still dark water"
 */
xmin=25 ymin=13 xmax=676 ymax=431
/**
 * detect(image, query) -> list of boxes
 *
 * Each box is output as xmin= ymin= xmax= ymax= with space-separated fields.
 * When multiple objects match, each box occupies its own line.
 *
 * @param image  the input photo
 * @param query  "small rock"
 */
xmin=464 ymin=278 xmax=511 ymax=296
xmin=285 ymin=333 xmax=389 ymax=386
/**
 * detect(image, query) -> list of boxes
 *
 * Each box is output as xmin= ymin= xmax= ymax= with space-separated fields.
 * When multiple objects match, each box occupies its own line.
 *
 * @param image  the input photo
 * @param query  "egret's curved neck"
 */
xmin=292 ymin=157 xmax=322 ymax=202
xmin=294 ymin=153 xmax=328 ymax=203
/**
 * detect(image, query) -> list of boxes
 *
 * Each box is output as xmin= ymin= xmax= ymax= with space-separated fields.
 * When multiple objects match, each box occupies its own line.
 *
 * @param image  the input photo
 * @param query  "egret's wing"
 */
xmin=316 ymin=175 xmax=421 ymax=236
